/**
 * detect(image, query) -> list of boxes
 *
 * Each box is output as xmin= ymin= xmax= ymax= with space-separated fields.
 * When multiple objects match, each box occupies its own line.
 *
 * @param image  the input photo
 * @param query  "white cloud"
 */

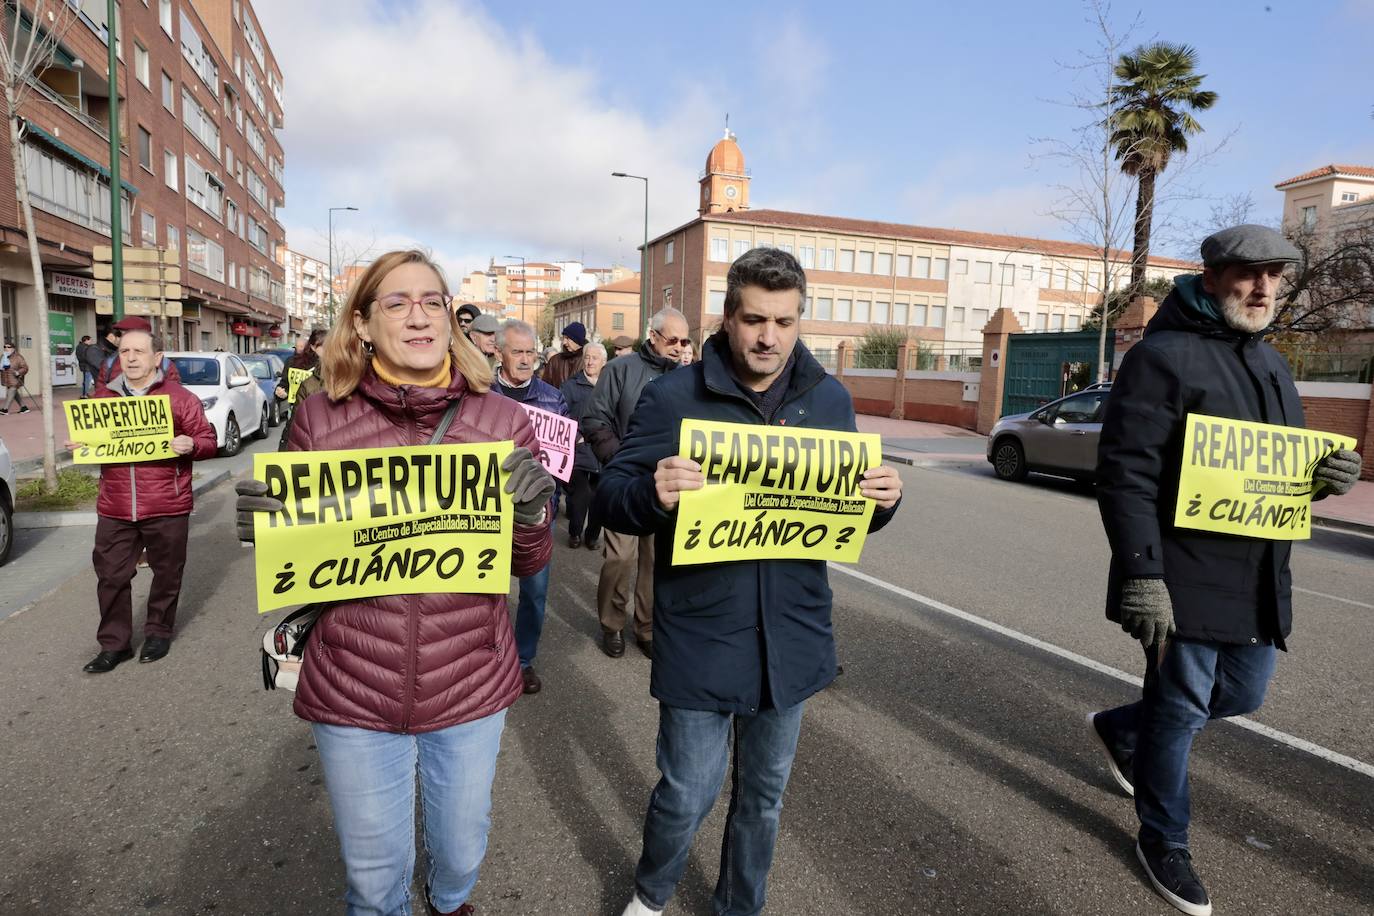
xmin=257 ymin=1 xmax=715 ymax=277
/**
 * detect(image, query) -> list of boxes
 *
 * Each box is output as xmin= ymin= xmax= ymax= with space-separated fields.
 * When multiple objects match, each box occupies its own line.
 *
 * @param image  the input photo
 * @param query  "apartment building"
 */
xmin=551 ymin=274 xmax=640 ymax=343
xmin=457 ymin=260 xmax=634 ymax=332
xmin=277 ymin=247 xmax=327 ymax=338
xmin=641 ymin=133 xmax=1193 ymax=355
xmin=0 ymin=0 xmax=286 ymax=373
xmin=1276 ymin=164 xmax=1374 ymax=231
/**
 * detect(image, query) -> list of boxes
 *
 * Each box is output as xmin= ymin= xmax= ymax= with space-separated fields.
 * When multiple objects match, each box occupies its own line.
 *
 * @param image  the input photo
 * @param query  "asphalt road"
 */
xmin=0 ymin=460 xmax=1370 ymax=915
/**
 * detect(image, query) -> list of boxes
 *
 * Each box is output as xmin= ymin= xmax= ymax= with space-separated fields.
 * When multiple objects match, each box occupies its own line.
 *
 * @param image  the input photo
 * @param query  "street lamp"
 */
xmin=612 ymin=172 xmax=649 ymax=341
xmin=501 ymin=255 xmax=526 ymax=328
xmin=327 ymin=206 xmax=358 ymax=320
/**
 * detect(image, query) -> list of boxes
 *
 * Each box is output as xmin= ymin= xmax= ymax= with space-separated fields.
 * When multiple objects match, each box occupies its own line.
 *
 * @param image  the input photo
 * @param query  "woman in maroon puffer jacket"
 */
xmin=239 ymin=250 xmax=553 ymax=916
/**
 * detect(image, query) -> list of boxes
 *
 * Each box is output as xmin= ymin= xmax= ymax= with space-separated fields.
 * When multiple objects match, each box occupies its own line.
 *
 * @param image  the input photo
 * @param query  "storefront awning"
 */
xmin=21 ymin=120 xmax=140 ymax=196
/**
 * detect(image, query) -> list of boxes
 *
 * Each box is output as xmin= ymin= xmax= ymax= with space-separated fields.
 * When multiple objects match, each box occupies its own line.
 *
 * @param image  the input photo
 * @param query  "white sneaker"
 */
xmin=620 ymin=892 xmax=663 ymax=916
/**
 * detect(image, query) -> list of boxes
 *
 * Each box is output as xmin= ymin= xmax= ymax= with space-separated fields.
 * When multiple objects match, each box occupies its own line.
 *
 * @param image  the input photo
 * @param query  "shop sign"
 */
xmin=49 ymin=272 xmax=96 ymax=298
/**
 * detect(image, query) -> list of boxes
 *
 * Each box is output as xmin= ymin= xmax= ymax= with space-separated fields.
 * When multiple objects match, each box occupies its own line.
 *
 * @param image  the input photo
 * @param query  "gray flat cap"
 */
xmin=1201 ymin=224 xmax=1300 ymax=268
xmin=470 ymin=314 xmax=500 ymax=334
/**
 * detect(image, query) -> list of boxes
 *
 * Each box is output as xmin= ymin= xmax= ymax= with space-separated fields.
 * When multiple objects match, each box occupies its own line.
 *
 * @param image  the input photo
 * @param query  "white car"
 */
xmin=0 ymin=435 xmax=14 ymax=566
xmin=167 ymin=351 xmax=270 ymax=457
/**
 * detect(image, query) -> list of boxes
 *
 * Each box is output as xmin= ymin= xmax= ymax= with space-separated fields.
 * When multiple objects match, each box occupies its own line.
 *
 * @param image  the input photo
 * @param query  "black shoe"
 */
xmin=1136 ymin=841 xmax=1212 ymax=916
xmin=521 ymin=666 xmax=542 ymax=695
xmin=585 ymin=536 xmax=601 ymax=551
xmin=636 ymin=638 xmax=653 ymax=660
xmin=602 ymin=629 xmax=625 ymax=658
xmin=139 ymin=636 xmax=171 ymax=663
xmin=1087 ymin=712 xmax=1135 ymax=796
xmin=18 ymin=405 xmax=29 ymax=413
xmin=83 ymin=648 xmax=134 ymax=673
xmin=569 ymin=534 xmax=582 ymax=549
xmin=0 ymin=408 xmax=7 ymax=415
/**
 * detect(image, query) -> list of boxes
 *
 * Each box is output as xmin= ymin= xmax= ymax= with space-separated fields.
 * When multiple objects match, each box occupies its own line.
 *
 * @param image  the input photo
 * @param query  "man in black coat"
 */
xmin=597 ymin=247 xmax=903 ymax=916
xmin=1088 ymin=225 xmax=1362 ymax=916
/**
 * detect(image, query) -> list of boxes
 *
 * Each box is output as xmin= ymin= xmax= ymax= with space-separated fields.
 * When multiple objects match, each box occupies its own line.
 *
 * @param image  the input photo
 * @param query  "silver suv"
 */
xmin=987 ymin=384 xmax=1111 ymax=483
xmin=0 ymin=435 xmax=14 ymax=565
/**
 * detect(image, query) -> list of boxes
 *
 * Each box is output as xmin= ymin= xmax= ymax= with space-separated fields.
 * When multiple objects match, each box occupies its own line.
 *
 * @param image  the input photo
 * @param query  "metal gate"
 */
xmin=1001 ymin=330 xmax=1106 ymax=416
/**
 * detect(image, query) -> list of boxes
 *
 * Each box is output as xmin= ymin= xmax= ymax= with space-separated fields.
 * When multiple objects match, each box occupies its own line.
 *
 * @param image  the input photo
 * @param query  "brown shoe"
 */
xmin=602 ymin=628 xmax=625 ymax=658
xmin=425 ymin=884 xmax=476 ymax=915
xmin=521 ymin=666 xmax=542 ymax=694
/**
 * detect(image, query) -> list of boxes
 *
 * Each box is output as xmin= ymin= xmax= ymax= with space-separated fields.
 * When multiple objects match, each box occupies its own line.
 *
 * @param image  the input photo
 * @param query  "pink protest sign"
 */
xmin=521 ymin=403 xmax=577 ymax=483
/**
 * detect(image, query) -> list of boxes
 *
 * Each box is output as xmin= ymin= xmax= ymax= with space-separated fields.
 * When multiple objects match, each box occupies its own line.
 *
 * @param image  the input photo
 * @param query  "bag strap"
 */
xmin=428 ymin=397 xmax=463 ymax=445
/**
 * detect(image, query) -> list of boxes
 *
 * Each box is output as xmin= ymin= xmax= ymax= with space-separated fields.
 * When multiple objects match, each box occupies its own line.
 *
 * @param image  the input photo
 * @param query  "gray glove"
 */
xmin=1119 ymin=577 xmax=1174 ymax=647
xmin=235 ymin=478 xmax=283 ymax=543
xmin=502 ymin=447 xmax=555 ymax=526
xmin=1313 ymin=448 xmax=1361 ymax=498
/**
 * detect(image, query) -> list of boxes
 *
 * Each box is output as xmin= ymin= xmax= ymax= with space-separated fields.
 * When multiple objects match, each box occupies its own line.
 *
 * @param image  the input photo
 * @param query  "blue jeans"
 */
xmin=82 ymin=369 xmax=94 ymax=397
xmin=1097 ymin=638 xmax=1276 ymax=850
xmin=311 ymin=710 xmax=507 ymax=916
xmin=635 ymin=702 xmax=806 ymax=916
xmin=514 ymin=562 xmax=550 ymax=669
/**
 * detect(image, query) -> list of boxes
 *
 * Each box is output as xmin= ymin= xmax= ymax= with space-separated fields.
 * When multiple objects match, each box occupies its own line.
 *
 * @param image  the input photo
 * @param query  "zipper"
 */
xmin=399 ymin=384 xmax=419 ymax=730
xmin=129 ymin=466 xmax=138 ymax=521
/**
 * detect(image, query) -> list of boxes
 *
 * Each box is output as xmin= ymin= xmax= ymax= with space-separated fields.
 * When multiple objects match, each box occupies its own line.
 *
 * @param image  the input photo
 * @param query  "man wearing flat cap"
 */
xmin=468 ymin=313 xmax=500 ymax=370
xmin=1087 ymin=225 xmax=1362 ymax=916
xmin=541 ymin=321 xmax=586 ymax=389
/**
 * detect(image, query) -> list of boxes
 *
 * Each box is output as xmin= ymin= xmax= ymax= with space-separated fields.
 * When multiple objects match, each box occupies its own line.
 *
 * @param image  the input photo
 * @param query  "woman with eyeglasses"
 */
xmin=235 ymin=250 xmax=554 ymax=916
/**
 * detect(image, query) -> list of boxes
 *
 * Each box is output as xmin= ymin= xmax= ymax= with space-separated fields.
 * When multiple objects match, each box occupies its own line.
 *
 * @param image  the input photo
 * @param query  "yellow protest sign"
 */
xmin=252 ymin=442 xmax=514 ymax=612
xmin=286 ymin=367 xmax=313 ymax=404
xmin=1174 ymin=414 xmax=1356 ymax=540
xmin=65 ymin=395 xmax=175 ymax=463
xmin=672 ymin=419 xmax=880 ymax=565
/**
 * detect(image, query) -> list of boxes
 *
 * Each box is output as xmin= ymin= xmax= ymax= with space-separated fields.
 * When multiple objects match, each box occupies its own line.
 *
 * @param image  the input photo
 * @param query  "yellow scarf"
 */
xmin=373 ymin=353 xmax=452 ymax=389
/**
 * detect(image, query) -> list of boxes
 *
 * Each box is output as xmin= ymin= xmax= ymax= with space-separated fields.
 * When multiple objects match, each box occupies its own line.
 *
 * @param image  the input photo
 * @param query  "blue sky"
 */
xmin=259 ymin=0 xmax=1374 ymax=279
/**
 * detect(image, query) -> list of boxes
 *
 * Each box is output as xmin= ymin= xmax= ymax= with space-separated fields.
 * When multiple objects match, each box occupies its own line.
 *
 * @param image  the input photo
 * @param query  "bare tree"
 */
xmin=1275 ymin=218 xmax=1374 ymax=334
xmin=1 ymin=0 xmax=80 ymax=488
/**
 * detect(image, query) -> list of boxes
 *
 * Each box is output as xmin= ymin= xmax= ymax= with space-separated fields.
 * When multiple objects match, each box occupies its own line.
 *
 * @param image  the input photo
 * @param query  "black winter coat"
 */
xmin=581 ymin=341 xmax=678 ymax=464
xmin=595 ymin=333 xmax=899 ymax=714
xmin=1096 ymin=277 xmax=1305 ymax=649
xmin=560 ymin=371 xmax=601 ymax=472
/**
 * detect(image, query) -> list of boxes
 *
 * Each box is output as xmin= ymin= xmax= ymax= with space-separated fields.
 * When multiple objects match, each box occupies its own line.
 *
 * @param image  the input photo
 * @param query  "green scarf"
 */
xmin=1171 ymin=273 xmax=1223 ymax=324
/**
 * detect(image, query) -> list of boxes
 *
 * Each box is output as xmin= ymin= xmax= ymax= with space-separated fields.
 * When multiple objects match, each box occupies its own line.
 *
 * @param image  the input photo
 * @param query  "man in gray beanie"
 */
xmin=1087 ymin=224 xmax=1362 ymax=916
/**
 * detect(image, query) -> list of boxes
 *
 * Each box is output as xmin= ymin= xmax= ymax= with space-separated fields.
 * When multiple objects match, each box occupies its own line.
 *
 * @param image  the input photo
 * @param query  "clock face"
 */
xmin=725 ymin=185 xmax=738 ymax=199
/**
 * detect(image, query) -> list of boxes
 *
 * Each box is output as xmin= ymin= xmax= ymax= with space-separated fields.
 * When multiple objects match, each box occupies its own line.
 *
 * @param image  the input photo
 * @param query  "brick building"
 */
xmin=0 ymin=0 xmax=286 ymax=378
xmin=551 ymin=274 xmax=641 ymax=343
xmin=277 ymin=247 xmax=327 ymax=339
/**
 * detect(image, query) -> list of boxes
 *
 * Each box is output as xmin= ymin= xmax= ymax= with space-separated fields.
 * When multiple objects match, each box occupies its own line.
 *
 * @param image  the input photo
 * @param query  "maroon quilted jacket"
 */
xmin=93 ymin=376 xmax=218 ymax=521
xmin=289 ymin=366 xmax=553 ymax=734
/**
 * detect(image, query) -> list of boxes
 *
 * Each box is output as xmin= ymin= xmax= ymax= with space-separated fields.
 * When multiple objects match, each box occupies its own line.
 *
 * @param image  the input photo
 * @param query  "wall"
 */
xmin=836 ymin=354 xmax=981 ymax=430
xmin=1297 ymin=382 xmax=1370 ymax=465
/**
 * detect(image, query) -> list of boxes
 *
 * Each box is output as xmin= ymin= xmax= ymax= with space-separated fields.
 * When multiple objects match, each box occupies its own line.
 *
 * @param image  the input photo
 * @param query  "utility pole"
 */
xmin=612 ymin=172 xmax=649 ymax=341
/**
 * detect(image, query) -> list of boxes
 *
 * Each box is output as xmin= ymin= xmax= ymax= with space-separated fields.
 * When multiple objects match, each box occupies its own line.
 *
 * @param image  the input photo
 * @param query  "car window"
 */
xmin=242 ymin=357 xmax=273 ymax=380
xmin=169 ymin=357 xmax=220 ymax=386
xmin=228 ymin=356 xmax=248 ymax=378
xmin=1055 ymin=392 xmax=1105 ymax=424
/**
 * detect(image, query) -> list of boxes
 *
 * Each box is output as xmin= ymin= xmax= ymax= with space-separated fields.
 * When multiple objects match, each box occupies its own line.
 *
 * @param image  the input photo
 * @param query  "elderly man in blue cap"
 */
xmin=1087 ymin=225 xmax=1363 ymax=916
xmin=541 ymin=321 xmax=587 ymax=390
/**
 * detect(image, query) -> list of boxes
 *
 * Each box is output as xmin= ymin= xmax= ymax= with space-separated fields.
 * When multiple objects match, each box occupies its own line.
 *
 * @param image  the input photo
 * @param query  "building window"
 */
xmin=930 ymin=305 xmax=946 ymax=327
xmin=140 ymin=211 xmax=156 ymax=245
xmin=1053 ymin=268 xmax=1068 ymax=290
xmin=1340 ymin=192 xmax=1358 ymax=203
xmin=612 ymin=312 xmax=625 ymax=329
xmin=799 ymin=245 xmax=815 ymax=268
xmin=853 ymin=299 xmax=871 ymax=322
xmin=1301 ymin=206 xmax=1317 ymax=228
xmin=874 ymin=300 xmax=890 ymax=323
xmin=707 ymin=290 xmax=725 ymax=315
xmin=665 ymin=240 xmax=674 ymax=264
xmin=892 ymin=302 xmax=908 ymax=324
xmin=710 ymin=237 xmax=729 ymax=262
xmin=955 ymin=259 xmax=969 ymax=275
xmin=159 ymin=0 xmax=173 ymax=35
xmin=1068 ymin=268 xmax=1084 ymax=291
xmin=818 ymin=247 xmax=835 ymax=270
xmin=973 ymin=261 xmax=992 ymax=283
xmin=857 ymin=251 xmax=874 ymax=274
xmin=932 ymin=258 xmax=949 ymax=280
xmin=1001 ymin=264 xmax=1015 ymax=285
xmin=163 ymin=149 xmax=178 ymax=189
xmin=838 ymin=249 xmax=855 ymax=272
xmin=834 ymin=298 xmax=852 ymax=321
xmin=895 ymin=254 xmax=911 ymax=278
xmin=182 ymin=88 xmax=221 ymax=155
xmin=1036 ymin=313 xmax=1049 ymax=331
xmin=914 ymin=256 xmax=930 ymax=279
xmin=161 ymin=71 xmax=174 ymax=110
xmin=136 ymin=126 xmax=151 ymax=170
xmin=1039 ymin=267 xmax=1052 ymax=288
xmin=814 ymin=297 xmax=832 ymax=320
xmin=779 ymin=243 xmax=793 ymax=255
xmin=1067 ymin=314 xmax=1081 ymax=330
xmin=186 ymin=228 xmax=225 ymax=282
xmin=1017 ymin=311 xmax=1030 ymax=327
xmin=971 ymin=308 xmax=988 ymax=329
xmin=662 ymin=286 xmax=672 ymax=307
xmin=166 ymin=224 xmax=180 ymax=252
xmin=228 ymin=259 xmax=236 ymax=289
xmin=180 ymin=10 xmax=220 ymax=93
xmin=952 ymin=307 xmax=965 ymax=324
xmin=1050 ymin=313 xmax=1064 ymax=331
xmin=184 ymin=156 xmax=224 ymax=218
xmin=875 ymin=252 xmax=892 ymax=276
xmin=134 ymin=43 xmax=149 ymax=87
xmin=912 ymin=304 xmax=927 ymax=326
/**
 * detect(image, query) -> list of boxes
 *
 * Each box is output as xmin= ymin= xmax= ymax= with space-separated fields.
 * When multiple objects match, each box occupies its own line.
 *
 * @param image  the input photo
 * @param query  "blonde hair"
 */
xmin=321 ymin=249 xmax=493 ymax=400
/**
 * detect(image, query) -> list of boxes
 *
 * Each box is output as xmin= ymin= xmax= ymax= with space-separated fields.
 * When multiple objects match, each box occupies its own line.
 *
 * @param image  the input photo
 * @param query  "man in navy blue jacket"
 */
xmin=597 ymin=247 xmax=903 ymax=916
xmin=492 ymin=319 xmax=567 ymax=696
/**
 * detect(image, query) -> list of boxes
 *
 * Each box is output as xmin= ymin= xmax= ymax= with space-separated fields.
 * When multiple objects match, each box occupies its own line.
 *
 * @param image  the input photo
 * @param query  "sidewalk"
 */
xmin=0 ymin=385 xmax=84 ymax=468
xmin=855 ymin=413 xmax=1374 ymax=535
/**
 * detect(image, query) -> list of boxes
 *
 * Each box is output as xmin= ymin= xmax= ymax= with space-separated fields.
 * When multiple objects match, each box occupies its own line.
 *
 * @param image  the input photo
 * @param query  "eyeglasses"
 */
xmin=651 ymin=328 xmax=691 ymax=348
xmin=457 ymin=316 xmax=473 ymax=326
xmin=373 ymin=293 xmax=452 ymax=320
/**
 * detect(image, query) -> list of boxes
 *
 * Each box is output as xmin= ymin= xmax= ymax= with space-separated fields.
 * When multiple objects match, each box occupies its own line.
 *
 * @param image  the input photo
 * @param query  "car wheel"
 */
xmin=254 ymin=403 xmax=271 ymax=439
xmin=0 ymin=496 xmax=12 ymax=566
xmin=992 ymin=437 xmax=1028 ymax=482
xmin=221 ymin=414 xmax=242 ymax=457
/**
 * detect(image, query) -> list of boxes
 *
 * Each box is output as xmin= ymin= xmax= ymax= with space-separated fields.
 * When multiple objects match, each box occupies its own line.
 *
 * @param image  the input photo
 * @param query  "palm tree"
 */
xmin=1110 ymin=43 xmax=1217 ymax=299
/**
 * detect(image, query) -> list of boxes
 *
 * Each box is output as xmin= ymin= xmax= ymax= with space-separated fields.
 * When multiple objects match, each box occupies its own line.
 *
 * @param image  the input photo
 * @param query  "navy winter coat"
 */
xmin=560 ymin=371 xmax=601 ymax=472
xmin=1097 ymin=276 xmax=1307 ymax=649
xmin=596 ymin=332 xmax=898 ymax=714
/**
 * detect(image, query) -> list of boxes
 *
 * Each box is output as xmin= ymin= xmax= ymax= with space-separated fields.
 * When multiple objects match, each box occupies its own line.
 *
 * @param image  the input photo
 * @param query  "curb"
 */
xmin=1312 ymin=515 xmax=1374 ymax=538
xmin=13 ymin=468 xmax=231 ymax=529
xmin=14 ymin=450 xmax=76 ymax=477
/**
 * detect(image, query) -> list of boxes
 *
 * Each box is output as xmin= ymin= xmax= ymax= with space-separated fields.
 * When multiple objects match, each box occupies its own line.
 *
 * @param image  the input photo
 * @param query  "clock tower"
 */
xmin=699 ymin=127 xmax=750 ymax=216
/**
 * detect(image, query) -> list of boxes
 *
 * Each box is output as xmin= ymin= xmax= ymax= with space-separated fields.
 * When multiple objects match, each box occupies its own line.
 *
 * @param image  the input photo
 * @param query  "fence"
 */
xmin=1283 ymin=347 xmax=1374 ymax=384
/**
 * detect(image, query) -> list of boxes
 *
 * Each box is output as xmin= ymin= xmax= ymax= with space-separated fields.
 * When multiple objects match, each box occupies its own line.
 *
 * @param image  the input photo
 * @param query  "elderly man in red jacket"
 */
xmin=79 ymin=328 xmax=217 ymax=673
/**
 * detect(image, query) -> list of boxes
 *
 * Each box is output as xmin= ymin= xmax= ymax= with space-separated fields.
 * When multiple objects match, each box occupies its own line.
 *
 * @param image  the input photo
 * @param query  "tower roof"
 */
xmin=705 ymin=129 xmax=745 ymax=176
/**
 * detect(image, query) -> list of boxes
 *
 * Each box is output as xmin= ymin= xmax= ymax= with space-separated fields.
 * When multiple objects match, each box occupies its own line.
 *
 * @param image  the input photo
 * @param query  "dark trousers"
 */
xmin=565 ymin=469 xmax=601 ymax=541
xmin=93 ymin=514 xmax=191 ymax=650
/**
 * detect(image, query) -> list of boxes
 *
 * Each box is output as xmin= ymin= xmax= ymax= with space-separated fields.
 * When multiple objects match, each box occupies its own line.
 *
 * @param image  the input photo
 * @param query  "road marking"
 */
xmin=830 ymin=563 xmax=1374 ymax=781
xmin=1294 ymin=586 xmax=1374 ymax=610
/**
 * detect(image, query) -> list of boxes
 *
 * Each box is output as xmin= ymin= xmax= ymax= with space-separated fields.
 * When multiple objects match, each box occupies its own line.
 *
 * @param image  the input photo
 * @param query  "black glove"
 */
xmin=235 ymin=478 xmax=283 ymax=543
xmin=1118 ymin=577 xmax=1175 ymax=648
xmin=1313 ymin=448 xmax=1361 ymax=498
xmin=502 ymin=447 xmax=555 ymax=526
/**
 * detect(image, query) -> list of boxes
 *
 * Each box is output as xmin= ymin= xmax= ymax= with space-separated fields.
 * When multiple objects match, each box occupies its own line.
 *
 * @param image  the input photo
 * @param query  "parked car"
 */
xmin=240 ymin=353 xmax=287 ymax=427
xmin=987 ymin=384 xmax=1111 ymax=483
xmin=167 ymin=351 xmax=269 ymax=457
xmin=257 ymin=346 xmax=296 ymax=364
xmin=0 ymin=435 xmax=14 ymax=566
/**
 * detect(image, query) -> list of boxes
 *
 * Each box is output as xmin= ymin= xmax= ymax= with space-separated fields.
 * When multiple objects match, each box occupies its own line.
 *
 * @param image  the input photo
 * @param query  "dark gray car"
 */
xmin=986 ymin=384 xmax=1110 ymax=482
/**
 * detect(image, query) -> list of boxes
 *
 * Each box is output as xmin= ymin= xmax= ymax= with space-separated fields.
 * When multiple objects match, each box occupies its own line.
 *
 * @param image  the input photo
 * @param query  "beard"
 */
xmin=1220 ymin=291 xmax=1275 ymax=334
